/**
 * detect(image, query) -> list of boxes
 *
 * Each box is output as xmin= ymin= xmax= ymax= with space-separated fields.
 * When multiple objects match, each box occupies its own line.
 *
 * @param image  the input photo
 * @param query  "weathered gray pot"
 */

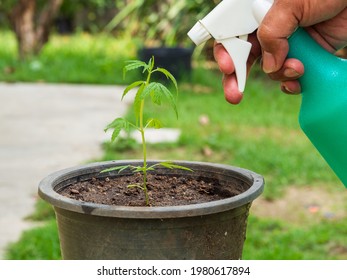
xmin=38 ymin=160 xmax=264 ymax=260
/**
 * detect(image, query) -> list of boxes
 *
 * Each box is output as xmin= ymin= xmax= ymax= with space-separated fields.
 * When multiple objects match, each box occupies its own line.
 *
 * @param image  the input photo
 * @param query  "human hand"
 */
xmin=214 ymin=0 xmax=347 ymax=104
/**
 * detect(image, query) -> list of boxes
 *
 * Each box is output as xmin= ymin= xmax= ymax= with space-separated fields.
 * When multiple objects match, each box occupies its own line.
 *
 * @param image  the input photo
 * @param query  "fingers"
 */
xmin=221 ymin=58 xmax=303 ymax=100
xmin=258 ymin=0 xmax=347 ymax=73
xmin=257 ymin=0 xmax=300 ymax=73
xmin=222 ymin=74 xmax=243 ymax=104
xmin=213 ymin=0 xmax=347 ymax=103
xmin=266 ymin=58 xmax=304 ymax=81
xmin=215 ymin=42 xmax=304 ymax=99
xmin=281 ymin=80 xmax=301 ymax=94
xmin=214 ymin=42 xmax=241 ymax=104
xmin=214 ymin=44 xmax=245 ymax=104
xmin=213 ymin=41 xmax=235 ymax=74
xmin=268 ymin=58 xmax=304 ymax=94
xmin=214 ymin=33 xmax=261 ymax=104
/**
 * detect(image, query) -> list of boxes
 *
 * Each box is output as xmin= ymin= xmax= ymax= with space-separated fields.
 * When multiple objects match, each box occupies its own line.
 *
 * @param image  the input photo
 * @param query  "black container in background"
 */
xmin=138 ymin=47 xmax=194 ymax=81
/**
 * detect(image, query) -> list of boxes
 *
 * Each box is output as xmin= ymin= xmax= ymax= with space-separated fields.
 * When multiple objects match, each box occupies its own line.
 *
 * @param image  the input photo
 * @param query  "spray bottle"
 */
xmin=188 ymin=0 xmax=347 ymax=187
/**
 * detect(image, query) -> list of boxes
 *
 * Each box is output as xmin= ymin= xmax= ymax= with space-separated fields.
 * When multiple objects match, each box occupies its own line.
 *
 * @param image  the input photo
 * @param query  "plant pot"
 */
xmin=38 ymin=160 xmax=264 ymax=260
xmin=138 ymin=47 xmax=193 ymax=81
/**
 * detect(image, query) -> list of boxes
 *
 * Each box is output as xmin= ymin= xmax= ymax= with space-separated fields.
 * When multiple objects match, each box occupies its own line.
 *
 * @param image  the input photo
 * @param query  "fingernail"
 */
xmin=281 ymin=84 xmax=293 ymax=94
xmin=284 ymin=68 xmax=300 ymax=78
xmin=262 ymin=51 xmax=276 ymax=73
xmin=281 ymin=84 xmax=300 ymax=95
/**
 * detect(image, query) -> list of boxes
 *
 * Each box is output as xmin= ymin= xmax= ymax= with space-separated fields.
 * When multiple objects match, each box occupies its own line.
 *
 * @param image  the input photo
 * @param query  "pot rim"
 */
xmin=38 ymin=160 xmax=264 ymax=219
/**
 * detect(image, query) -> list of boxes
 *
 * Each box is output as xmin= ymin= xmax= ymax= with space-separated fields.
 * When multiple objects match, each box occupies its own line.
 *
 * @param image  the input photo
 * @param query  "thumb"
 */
xmin=257 ymin=1 xmax=300 ymax=73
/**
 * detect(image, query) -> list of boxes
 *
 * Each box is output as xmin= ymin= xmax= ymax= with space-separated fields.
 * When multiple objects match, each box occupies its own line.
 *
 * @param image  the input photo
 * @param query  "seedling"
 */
xmin=102 ymin=57 xmax=191 ymax=206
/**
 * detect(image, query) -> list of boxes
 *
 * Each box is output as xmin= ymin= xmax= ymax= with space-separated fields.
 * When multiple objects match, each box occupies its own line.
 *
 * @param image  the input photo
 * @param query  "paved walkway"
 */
xmin=0 ymin=82 xmax=131 ymax=259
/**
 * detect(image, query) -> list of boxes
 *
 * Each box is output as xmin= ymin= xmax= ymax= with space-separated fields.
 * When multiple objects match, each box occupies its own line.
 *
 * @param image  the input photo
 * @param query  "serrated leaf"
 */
xmin=154 ymin=83 xmax=178 ymax=117
xmin=156 ymin=67 xmax=178 ymax=91
xmin=140 ymin=82 xmax=157 ymax=99
xmin=100 ymin=165 xmax=130 ymax=173
xmin=134 ymin=83 xmax=145 ymax=122
xmin=140 ymin=83 xmax=158 ymax=105
xmin=141 ymin=82 xmax=177 ymax=117
xmin=104 ymin=117 xmax=125 ymax=131
xmin=104 ymin=118 xmax=128 ymax=142
xmin=123 ymin=60 xmax=148 ymax=79
xmin=111 ymin=129 xmax=120 ymax=142
xmin=122 ymin=80 xmax=145 ymax=100
xmin=132 ymin=166 xmax=146 ymax=173
xmin=146 ymin=118 xmax=163 ymax=129
xmin=148 ymin=56 xmax=155 ymax=72
xmin=124 ymin=60 xmax=147 ymax=71
xmin=150 ymin=87 xmax=162 ymax=105
xmin=158 ymin=162 xmax=193 ymax=172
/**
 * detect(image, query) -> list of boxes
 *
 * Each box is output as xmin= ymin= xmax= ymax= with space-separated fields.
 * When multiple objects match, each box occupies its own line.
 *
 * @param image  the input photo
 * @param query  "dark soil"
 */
xmin=58 ymin=173 xmax=243 ymax=207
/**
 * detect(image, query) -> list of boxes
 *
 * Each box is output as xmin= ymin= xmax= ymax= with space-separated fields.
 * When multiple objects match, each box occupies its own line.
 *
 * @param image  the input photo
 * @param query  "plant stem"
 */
xmin=138 ymin=64 xmax=154 ymax=206
xmin=139 ymin=99 xmax=149 ymax=205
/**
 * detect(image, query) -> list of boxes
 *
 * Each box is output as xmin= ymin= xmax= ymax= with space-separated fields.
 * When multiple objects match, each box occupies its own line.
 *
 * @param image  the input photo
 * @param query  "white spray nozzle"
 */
xmin=187 ymin=21 xmax=212 ymax=46
xmin=253 ymin=0 xmax=273 ymax=23
xmin=188 ymin=0 xmax=273 ymax=92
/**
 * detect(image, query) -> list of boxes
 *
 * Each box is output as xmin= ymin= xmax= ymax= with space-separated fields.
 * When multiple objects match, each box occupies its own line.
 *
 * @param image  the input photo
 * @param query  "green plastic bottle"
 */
xmin=287 ymin=28 xmax=347 ymax=187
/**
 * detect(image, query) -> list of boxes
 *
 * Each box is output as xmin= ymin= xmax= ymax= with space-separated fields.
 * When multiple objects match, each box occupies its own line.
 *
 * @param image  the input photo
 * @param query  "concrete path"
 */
xmin=0 ymin=82 xmax=131 ymax=259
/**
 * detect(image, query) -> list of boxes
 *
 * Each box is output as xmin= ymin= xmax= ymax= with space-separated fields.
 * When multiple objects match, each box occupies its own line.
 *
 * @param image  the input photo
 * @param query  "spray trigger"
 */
xmin=187 ymin=0 xmax=274 ymax=92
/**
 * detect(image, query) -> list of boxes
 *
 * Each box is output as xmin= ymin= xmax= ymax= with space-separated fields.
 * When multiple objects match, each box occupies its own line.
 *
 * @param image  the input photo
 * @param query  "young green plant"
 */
xmin=102 ymin=57 xmax=191 ymax=206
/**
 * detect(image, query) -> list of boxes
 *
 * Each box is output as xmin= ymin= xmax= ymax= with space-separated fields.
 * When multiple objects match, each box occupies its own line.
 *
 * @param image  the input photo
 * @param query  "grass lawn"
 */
xmin=2 ymin=30 xmax=346 ymax=260
xmin=0 ymin=30 xmax=139 ymax=85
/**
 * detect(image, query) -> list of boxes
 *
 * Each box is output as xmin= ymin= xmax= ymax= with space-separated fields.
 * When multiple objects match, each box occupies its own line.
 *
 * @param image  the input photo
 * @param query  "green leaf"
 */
xmin=122 ymin=80 xmax=145 ymax=100
xmin=150 ymin=89 xmax=162 ymax=105
xmin=148 ymin=56 xmax=155 ymax=72
xmin=131 ymin=166 xmax=144 ymax=173
xmin=156 ymin=67 xmax=178 ymax=91
xmin=141 ymin=82 xmax=158 ymax=101
xmin=150 ymin=87 xmax=162 ymax=105
xmin=157 ymin=162 xmax=193 ymax=172
xmin=123 ymin=60 xmax=148 ymax=79
xmin=134 ymin=83 xmax=145 ymax=122
xmin=146 ymin=118 xmax=163 ymax=129
xmin=104 ymin=117 xmax=125 ymax=131
xmin=104 ymin=118 xmax=128 ymax=142
xmin=141 ymin=82 xmax=178 ymax=117
xmin=127 ymin=183 xmax=144 ymax=190
xmin=100 ymin=165 xmax=131 ymax=173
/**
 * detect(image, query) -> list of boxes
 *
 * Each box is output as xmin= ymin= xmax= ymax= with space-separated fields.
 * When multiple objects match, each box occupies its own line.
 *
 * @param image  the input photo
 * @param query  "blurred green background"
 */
xmin=1 ymin=0 xmax=346 ymax=260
